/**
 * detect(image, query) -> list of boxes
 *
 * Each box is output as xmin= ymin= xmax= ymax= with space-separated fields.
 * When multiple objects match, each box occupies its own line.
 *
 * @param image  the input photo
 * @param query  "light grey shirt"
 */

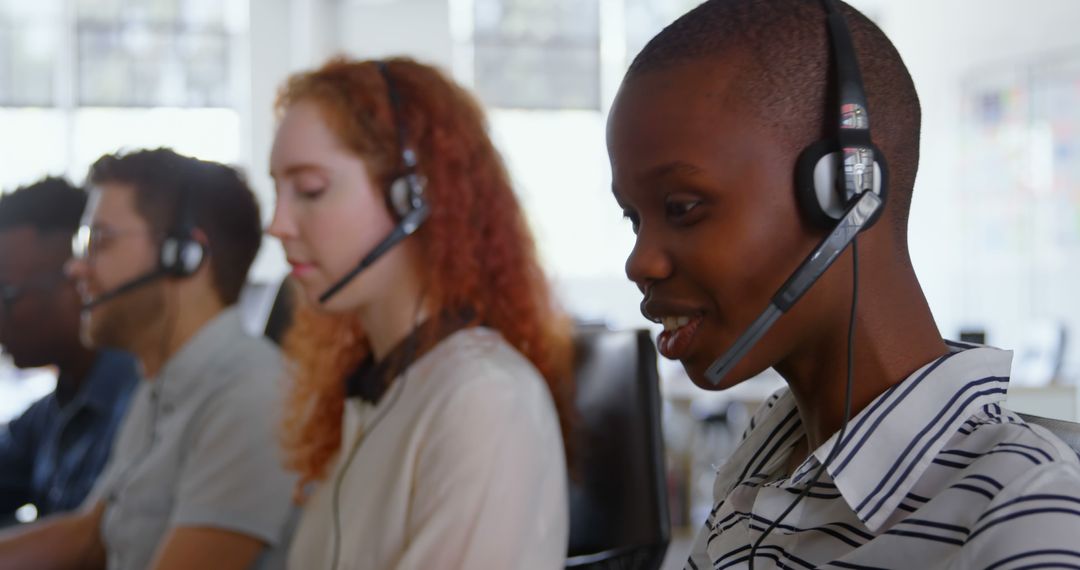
xmin=87 ymin=307 xmax=296 ymax=570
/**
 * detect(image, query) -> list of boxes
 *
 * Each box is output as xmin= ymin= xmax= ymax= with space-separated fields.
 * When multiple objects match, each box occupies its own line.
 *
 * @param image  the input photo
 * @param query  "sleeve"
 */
xmin=393 ymin=369 xmax=568 ymax=570
xmin=0 ymin=398 xmax=48 ymax=515
xmin=168 ymin=363 xmax=297 ymax=546
xmin=959 ymin=461 xmax=1080 ymax=568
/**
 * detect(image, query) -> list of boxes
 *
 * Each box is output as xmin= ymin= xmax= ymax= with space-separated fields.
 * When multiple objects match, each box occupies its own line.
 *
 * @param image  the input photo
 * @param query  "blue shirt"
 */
xmin=0 ymin=350 xmax=139 ymax=520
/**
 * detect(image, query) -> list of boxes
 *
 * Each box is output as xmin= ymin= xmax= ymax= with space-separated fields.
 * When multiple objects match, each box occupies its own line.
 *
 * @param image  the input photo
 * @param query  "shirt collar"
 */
xmin=70 ymin=349 xmax=140 ymax=414
xmin=715 ymin=343 xmax=1013 ymax=532
xmin=345 ymin=311 xmax=473 ymax=404
xmin=154 ymin=306 xmax=244 ymax=405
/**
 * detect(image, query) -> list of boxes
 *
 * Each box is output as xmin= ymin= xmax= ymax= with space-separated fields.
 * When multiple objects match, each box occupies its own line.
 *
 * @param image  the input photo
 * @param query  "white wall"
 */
xmin=849 ymin=0 xmax=1080 ymax=374
xmin=335 ymin=0 xmax=454 ymax=70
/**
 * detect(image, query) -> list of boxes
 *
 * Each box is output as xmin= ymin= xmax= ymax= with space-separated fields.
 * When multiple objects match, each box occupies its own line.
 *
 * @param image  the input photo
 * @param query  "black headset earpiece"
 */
xmin=80 ymin=171 xmax=207 ymax=310
xmin=159 ymin=233 xmax=206 ymax=278
xmin=793 ymin=0 xmax=888 ymax=232
xmin=743 ymin=1 xmax=883 ymax=567
xmin=387 ymin=172 xmax=426 ymax=220
xmin=379 ymin=61 xmax=428 ymax=222
xmin=316 ymin=61 xmax=432 ymax=304
xmin=159 ymin=180 xmax=206 ymax=278
xmin=705 ymin=0 xmax=886 ymax=385
xmin=795 ymin=138 xmax=889 ymax=229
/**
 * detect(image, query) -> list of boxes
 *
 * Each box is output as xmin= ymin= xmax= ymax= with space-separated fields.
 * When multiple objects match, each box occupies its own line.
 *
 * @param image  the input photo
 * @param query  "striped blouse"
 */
xmin=686 ymin=342 xmax=1080 ymax=569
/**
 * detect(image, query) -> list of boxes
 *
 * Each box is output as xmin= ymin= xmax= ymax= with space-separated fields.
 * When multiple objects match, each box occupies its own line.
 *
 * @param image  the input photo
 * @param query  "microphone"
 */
xmin=704 ymin=189 xmax=882 ymax=386
xmin=318 ymin=202 xmax=431 ymax=304
xmin=81 ymin=269 xmax=166 ymax=311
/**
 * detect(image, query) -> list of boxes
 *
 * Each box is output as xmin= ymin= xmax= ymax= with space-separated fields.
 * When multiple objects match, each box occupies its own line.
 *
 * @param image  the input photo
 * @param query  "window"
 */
xmin=471 ymin=0 xmax=600 ymax=110
xmin=75 ymin=0 xmax=236 ymax=107
xmin=0 ymin=1 xmax=63 ymax=106
xmin=0 ymin=0 xmax=246 ymax=192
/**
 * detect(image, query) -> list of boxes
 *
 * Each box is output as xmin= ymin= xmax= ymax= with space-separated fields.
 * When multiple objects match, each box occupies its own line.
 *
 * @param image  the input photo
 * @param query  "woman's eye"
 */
xmin=665 ymin=198 xmax=701 ymax=220
xmin=294 ymin=172 xmax=329 ymax=200
xmin=297 ymin=187 xmax=326 ymax=200
xmin=622 ymin=209 xmax=641 ymax=234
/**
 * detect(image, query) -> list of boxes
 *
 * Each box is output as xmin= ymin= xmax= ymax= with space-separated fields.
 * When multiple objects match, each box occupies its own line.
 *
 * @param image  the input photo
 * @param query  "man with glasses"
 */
xmin=0 ymin=177 xmax=138 ymax=527
xmin=0 ymin=150 xmax=295 ymax=570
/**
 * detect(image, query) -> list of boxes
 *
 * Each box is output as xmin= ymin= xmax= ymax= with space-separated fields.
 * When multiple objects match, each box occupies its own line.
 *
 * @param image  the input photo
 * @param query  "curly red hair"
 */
xmin=276 ymin=57 xmax=575 ymax=487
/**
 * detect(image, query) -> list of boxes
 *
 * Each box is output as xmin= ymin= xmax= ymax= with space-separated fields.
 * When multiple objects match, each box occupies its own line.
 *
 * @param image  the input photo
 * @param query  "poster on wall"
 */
xmin=960 ymin=54 xmax=1080 ymax=384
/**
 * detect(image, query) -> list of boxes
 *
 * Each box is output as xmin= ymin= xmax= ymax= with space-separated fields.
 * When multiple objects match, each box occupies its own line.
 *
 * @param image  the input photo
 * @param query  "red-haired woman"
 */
xmin=267 ymin=57 xmax=574 ymax=569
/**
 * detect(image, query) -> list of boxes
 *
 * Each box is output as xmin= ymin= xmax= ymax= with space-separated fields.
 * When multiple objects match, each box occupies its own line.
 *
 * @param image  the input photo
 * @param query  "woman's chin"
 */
xmin=681 ymin=354 xmax=758 ymax=392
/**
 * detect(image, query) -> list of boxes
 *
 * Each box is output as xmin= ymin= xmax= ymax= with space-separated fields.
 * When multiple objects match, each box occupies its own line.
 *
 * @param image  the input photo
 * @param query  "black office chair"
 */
xmin=1019 ymin=413 xmax=1080 ymax=452
xmin=263 ymin=277 xmax=297 ymax=345
xmin=567 ymin=326 xmax=670 ymax=569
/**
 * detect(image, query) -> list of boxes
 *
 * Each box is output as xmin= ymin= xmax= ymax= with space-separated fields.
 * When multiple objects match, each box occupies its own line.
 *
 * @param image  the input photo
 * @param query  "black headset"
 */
xmin=159 ymin=181 xmax=206 ymax=278
xmin=794 ymin=1 xmax=888 ymax=231
xmin=317 ymin=60 xmax=432 ymax=304
xmin=703 ymin=1 xmax=882 ymax=566
xmin=82 ymin=179 xmax=207 ymax=310
xmin=324 ymin=62 xmax=436 ymax=569
xmin=704 ymin=0 xmax=886 ymax=386
xmin=381 ymin=60 xmax=429 ymax=223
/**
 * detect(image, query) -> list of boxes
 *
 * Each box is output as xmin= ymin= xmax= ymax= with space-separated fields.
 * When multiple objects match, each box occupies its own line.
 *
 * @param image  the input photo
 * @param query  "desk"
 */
xmin=1006 ymin=384 xmax=1080 ymax=421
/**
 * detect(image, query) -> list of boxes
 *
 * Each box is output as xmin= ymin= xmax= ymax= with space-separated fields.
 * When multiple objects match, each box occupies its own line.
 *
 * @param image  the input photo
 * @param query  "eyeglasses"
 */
xmin=0 ymin=271 xmax=67 ymax=312
xmin=71 ymin=225 xmax=151 ymax=261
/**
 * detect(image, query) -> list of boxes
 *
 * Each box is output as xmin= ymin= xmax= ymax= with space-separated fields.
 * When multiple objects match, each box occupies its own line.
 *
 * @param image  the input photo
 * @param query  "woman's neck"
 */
xmin=357 ymin=285 xmax=432 ymax=361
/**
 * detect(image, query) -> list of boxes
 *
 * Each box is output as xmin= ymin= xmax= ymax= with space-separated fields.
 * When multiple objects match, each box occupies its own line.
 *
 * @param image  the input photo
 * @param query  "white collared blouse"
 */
xmin=687 ymin=342 xmax=1080 ymax=569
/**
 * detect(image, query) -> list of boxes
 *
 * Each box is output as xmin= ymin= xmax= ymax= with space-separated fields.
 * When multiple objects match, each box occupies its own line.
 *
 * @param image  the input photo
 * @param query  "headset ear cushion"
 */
xmin=180 ymin=240 xmax=206 ymax=275
xmin=160 ymin=237 xmax=180 ymax=273
xmin=795 ymin=139 xmax=890 ymax=230
xmin=388 ymin=176 xmax=412 ymax=219
xmin=160 ymin=235 xmax=206 ymax=277
xmin=795 ymin=138 xmax=841 ymax=229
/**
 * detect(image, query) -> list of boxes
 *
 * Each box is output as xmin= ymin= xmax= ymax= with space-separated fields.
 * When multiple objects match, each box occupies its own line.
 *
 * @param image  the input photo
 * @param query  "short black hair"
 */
xmin=0 ymin=177 xmax=86 ymax=236
xmin=627 ymin=0 xmax=920 ymax=240
xmin=87 ymin=148 xmax=262 ymax=305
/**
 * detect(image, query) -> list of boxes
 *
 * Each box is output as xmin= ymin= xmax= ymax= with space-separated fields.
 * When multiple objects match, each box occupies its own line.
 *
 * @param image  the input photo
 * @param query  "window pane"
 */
xmin=179 ymin=0 xmax=226 ymax=26
xmin=623 ymin=0 xmax=700 ymax=66
xmin=141 ymin=0 xmax=179 ymax=22
xmin=0 ymin=0 xmax=62 ymax=20
xmin=77 ymin=22 xmax=232 ymax=107
xmin=75 ymin=0 xmax=235 ymax=108
xmin=178 ymin=31 xmax=230 ymax=106
xmin=75 ymin=0 xmax=125 ymax=21
xmin=0 ymin=15 xmax=60 ymax=106
xmin=473 ymin=0 xmax=600 ymax=110
xmin=78 ymin=24 xmax=135 ymax=105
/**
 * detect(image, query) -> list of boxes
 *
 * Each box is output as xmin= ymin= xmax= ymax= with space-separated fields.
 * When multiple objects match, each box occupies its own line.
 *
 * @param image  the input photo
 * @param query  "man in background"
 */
xmin=0 ymin=177 xmax=138 ymax=527
xmin=0 ymin=149 xmax=295 ymax=570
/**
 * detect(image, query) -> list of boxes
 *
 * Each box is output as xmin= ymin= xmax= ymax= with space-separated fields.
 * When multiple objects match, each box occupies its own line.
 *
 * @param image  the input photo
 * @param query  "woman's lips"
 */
xmin=656 ymin=315 xmax=703 ymax=360
xmin=288 ymin=260 xmax=316 ymax=278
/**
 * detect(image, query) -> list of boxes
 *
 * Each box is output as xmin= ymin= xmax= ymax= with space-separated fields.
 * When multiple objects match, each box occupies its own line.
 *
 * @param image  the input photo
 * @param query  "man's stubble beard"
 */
xmin=85 ymin=281 xmax=167 ymax=352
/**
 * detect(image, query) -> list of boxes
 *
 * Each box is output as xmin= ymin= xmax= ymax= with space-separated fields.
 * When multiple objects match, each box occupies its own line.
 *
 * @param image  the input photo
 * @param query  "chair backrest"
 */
xmin=567 ymin=326 xmax=670 ymax=569
xmin=263 ymin=277 xmax=297 ymax=345
xmin=1019 ymin=412 xmax=1080 ymax=452
xmin=236 ymin=277 xmax=297 ymax=346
